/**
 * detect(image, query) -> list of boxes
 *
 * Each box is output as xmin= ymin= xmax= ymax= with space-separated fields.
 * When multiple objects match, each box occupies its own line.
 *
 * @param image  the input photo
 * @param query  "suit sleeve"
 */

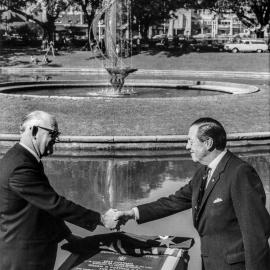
xmin=231 ymin=163 xmax=270 ymax=270
xmin=9 ymin=163 xmax=101 ymax=232
xmin=137 ymin=179 xmax=193 ymax=224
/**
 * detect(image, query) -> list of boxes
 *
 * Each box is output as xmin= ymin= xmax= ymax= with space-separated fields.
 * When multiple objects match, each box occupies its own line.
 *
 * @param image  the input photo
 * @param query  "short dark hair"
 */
xmin=191 ymin=118 xmax=227 ymax=150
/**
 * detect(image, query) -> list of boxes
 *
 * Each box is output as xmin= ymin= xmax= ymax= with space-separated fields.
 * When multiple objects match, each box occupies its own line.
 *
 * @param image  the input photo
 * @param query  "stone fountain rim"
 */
xmin=0 ymin=79 xmax=259 ymax=99
xmin=0 ymin=132 xmax=269 ymax=158
xmin=1 ymin=132 xmax=269 ymax=142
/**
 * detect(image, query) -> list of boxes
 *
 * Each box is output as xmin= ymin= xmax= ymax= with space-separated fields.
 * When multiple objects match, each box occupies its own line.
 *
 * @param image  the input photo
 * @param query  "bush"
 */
xmin=11 ymin=22 xmax=42 ymax=44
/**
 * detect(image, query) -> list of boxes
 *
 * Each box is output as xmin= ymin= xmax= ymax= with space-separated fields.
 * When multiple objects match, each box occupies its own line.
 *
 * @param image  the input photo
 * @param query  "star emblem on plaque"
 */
xmin=156 ymin=235 xmax=176 ymax=248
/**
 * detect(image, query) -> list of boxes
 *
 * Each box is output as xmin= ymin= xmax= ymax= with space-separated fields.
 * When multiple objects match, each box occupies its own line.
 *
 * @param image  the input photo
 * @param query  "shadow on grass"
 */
xmin=46 ymin=63 xmax=62 ymax=67
xmin=142 ymin=47 xmax=192 ymax=58
xmin=0 ymin=56 xmax=32 ymax=67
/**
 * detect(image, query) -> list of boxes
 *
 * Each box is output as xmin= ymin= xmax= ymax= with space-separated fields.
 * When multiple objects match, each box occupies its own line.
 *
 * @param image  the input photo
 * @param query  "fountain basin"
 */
xmin=0 ymin=79 xmax=259 ymax=99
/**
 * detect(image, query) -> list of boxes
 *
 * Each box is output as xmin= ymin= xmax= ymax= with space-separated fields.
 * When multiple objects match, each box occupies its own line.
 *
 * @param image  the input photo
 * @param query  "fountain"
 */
xmin=0 ymin=1 xmax=261 ymax=98
xmin=91 ymin=0 xmax=137 ymax=94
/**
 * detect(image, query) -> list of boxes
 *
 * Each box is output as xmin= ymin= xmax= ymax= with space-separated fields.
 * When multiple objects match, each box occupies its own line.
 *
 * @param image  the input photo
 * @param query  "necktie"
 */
xmin=195 ymin=167 xmax=210 ymax=220
xmin=39 ymin=161 xmax=45 ymax=174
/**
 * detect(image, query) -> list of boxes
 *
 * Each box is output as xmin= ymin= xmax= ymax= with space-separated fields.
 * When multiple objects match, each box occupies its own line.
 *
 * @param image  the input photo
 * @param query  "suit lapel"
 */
xmin=196 ymin=150 xmax=232 ymax=219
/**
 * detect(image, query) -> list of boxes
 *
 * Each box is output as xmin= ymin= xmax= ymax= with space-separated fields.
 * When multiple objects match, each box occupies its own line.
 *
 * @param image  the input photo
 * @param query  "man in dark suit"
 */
xmin=113 ymin=117 xmax=270 ymax=270
xmin=0 ymin=110 xmax=116 ymax=270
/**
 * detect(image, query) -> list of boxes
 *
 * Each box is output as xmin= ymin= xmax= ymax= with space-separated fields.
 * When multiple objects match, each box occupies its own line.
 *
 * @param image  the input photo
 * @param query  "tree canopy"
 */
xmin=1 ymin=0 xmax=269 ymax=40
xmin=216 ymin=0 xmax=269 ymax=35
xmin=131 ymin=0 xmax=269 ymax=38
xmin=0 ymin=0 xmax=72 ymax=40
xmin=186 ymin=0 xmax=270 ymax=36
xmin=131 ymin=0 xmax=191 ymax=39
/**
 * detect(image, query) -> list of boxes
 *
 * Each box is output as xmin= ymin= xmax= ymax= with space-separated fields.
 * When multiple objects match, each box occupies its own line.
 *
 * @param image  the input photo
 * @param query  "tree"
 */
xmin=131 ymin=0 xmax=189 ymax=40
xmin=0 ymin=0 xmax=72 ymax=41
xmin=187 ymin=0 xmax=270 ymax=38
xmin=215 ymin=0 xmax=269 ymax=38
xmin=71 ymin=0 xmax=102 ymax=48
xmin=13 ymin=22 xmax=43 ymax=42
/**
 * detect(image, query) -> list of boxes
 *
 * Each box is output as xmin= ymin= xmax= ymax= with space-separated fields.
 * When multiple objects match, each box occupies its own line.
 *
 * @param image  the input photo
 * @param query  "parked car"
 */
xmin=224 ymin=39 xmax=268 ymax=53
xmin=189 ymin=39 xmax=224 ymax=52
xmin=152 ymin=34 xmax=167 ymax=41
xmin=150 ymin=34 xmax=169 ymax=48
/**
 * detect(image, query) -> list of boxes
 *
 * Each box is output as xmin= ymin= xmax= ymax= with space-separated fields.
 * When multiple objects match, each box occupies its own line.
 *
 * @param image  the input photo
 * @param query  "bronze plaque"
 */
xmin=72 ymin=251 xmax=185 ymax=270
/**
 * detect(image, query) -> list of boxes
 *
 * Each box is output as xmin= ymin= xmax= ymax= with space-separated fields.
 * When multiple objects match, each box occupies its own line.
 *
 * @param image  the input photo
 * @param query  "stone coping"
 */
xmin=1 ymin=67 xmax=270 ymax=80
xmin=0 ymin=79 xmax=259 ymax=96
xmin=0 ymin=132 xmax=269 ymax=157
xmin=1 ymin=132 xmax=269 ymax=143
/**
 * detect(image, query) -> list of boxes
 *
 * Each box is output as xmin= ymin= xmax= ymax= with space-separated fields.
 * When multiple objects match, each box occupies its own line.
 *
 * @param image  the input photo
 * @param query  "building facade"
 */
xmin=44 ymin=6 xmax=270 ymax=41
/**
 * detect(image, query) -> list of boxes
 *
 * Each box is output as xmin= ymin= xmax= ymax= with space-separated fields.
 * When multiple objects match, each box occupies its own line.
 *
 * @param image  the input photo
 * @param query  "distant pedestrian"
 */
xmin=30 ymin=56 xmax=40 ymax=65
xmin=49 ymin=41 xmax=55 ymax=57
xmin=42 ymin=39 xmax=48 ymax=51
xmin=45 ymin=41 xmax=55 ymax=57
xmin=42 ymin=55 xmax=52 ymax=65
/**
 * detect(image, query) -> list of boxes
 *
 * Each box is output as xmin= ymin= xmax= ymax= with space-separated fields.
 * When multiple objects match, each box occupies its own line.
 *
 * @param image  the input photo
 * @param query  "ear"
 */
xmin=205 ymin=138 xmax=215 ymax=152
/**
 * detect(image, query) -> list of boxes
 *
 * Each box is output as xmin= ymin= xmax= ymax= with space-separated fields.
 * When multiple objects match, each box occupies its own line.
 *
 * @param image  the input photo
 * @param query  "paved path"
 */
xmin=1 ymin=67 xmax=270 ymax=82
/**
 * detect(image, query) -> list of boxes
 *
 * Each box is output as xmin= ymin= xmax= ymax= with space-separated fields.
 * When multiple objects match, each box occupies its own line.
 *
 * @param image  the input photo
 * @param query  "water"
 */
xmin=5 ymin=85 xmax=227 ymax=98
xmin=45 ymin=150 xmax=270 ymax=270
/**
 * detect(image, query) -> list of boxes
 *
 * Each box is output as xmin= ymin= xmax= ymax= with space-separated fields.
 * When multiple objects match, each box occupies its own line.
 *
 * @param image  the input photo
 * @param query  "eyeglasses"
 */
xmin=35 ymin=125 xmax=61 ymax=142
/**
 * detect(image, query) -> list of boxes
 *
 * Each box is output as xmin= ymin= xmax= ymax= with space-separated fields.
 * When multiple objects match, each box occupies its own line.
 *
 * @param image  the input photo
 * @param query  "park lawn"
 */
xmin=0 ymin=83 xmax=269 ymax=136
xmin=0 ymin=50 xmax=269 ymax=136
xmin=1 ymin=49 xmax=270 ymax=72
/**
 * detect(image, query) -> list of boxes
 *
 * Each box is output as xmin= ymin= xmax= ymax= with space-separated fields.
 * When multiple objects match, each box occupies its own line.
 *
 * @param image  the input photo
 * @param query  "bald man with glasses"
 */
xmin=0 ymin=111 xmax=116 ymax=270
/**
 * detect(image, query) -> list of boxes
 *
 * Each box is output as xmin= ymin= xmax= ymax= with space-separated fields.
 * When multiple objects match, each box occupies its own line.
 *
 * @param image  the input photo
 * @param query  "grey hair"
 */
xmin=20 ymin=111 xmax=57 ymax=133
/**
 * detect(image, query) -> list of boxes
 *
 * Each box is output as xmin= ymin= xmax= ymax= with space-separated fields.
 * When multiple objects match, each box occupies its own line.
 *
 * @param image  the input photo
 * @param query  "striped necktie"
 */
xmin=195 ymin=167 xmax=211 ymax=219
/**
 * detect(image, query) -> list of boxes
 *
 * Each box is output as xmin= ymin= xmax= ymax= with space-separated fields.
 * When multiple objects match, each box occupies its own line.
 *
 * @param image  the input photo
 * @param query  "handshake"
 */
xmin=100 ymin=208 xmax=135 ymax=230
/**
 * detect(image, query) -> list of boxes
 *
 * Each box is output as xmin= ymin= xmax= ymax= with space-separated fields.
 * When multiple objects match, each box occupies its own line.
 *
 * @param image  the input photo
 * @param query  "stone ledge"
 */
xmin=0 ymin=132 xmax=269 ymax=158
xmin=1 ymin=67 xmax=270 ymax=80
xmin=0 ymin=79 xmax=259 ymax=96
xmin=1 ymin=132 xmax=269 ymax=143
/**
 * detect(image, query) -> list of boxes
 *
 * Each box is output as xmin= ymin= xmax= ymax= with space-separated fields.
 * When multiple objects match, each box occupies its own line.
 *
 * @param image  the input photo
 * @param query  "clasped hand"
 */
xmin=101 ymin=208 xmax=134 ymax=230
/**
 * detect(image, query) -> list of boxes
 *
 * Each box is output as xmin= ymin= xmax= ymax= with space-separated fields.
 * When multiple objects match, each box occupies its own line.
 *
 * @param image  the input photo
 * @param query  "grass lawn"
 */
xmin=0 ymin=49 xmax=269 ymax=136
xmin=1 ymin=49 xmax=270 ymax=72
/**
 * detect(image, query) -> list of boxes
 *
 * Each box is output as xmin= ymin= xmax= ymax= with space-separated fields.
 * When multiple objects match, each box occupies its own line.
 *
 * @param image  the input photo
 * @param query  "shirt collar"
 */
xmin=208 ymin=149 xmax=227 ymax=173
xmin=19 ymin=142 xmax=41 ymax=163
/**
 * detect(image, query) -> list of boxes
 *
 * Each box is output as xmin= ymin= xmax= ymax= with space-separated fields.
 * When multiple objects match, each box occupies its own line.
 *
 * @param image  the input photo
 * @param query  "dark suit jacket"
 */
xmin=0 ymin=143 xmax=101 ymax=269
xmin=137 ymin=150 xmax=270 ymax=270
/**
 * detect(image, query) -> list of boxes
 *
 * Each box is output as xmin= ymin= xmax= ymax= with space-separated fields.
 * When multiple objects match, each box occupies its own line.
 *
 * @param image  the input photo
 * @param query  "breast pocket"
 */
xmin=208 ymin=197 xmax=230 ymax=219
xmin=226 ymin=251 xmax=245 ymax=264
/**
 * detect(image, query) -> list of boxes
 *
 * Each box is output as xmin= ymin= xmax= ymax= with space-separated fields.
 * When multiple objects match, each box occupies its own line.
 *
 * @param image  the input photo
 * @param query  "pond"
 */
xmin=6 ymin=85 xmax=229 ymax=98
xmin=47 ymin=149 xmax=270 ymax=270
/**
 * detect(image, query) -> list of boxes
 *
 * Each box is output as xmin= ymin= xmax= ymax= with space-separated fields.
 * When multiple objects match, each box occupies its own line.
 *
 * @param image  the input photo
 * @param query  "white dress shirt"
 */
xmin=206 ymin=149 xmax=227 ymax=188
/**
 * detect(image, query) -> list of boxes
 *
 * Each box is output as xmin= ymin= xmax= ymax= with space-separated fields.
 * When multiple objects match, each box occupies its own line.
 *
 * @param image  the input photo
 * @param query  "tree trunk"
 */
xmin=141 ymin=23 xmax=150 ymax=41
xmin=256 ymin=30 xmax=264 ymax=38
xmin=42 ymin=14 xmax=56 ymax=42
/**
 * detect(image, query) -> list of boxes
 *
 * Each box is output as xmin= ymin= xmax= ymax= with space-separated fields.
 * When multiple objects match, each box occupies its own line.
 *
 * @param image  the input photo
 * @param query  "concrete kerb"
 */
xmin=0 ymin=79 xmax=260 ymax=96
xmin=0 ymin=132 xmax=269 ymax=157
xmin=1 ymin=67 xmax=270 ymax=80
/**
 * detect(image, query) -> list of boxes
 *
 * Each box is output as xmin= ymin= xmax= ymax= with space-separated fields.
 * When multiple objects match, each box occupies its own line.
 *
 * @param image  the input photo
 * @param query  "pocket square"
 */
xmin=213 ymin=198 xmax=223 ymax=203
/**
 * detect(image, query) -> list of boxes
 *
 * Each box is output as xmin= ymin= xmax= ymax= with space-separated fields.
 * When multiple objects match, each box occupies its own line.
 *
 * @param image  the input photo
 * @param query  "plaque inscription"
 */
xmin=73 ymin=251 xmax=172 ymax=270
